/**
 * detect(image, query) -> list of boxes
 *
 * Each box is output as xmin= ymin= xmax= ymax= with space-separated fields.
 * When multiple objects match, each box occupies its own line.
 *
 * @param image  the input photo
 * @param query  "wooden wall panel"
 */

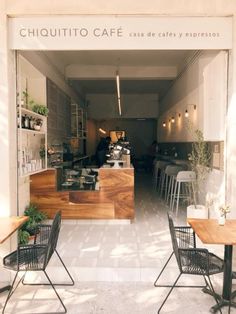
xmin=30 ymin=170 xmax=56 ymax=192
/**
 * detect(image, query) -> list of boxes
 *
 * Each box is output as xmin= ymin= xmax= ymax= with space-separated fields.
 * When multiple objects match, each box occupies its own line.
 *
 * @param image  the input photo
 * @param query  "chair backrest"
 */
xmin=44 ymin=211 xmax=61 ymax=267
xmin=155 ymin=160 xmax=171 ymax=170
xmin=167 ymin=212 xmax=196 ymax=271
xmin=167 ymin=212 xmax=182 ymax=270
xmin=176 ymin=171 xmax=196 ymax=182
xmin=165 ymin=165 xmax=184 ymax=176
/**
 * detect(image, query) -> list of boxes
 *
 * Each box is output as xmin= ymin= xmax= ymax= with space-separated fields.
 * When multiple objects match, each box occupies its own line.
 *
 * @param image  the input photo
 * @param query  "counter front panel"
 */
xmin=30 ymin=167 xmax=134 ymax=220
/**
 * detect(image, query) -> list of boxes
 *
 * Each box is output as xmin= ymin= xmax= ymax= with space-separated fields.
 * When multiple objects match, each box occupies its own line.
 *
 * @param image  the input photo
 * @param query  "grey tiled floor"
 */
xmin=1 ymin=172 xmax=235 ymax=313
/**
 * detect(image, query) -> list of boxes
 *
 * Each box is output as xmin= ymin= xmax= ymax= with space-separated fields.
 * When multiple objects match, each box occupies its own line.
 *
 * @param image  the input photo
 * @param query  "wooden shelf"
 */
xmin=19 ymin=107 xmax=47 ymax=120
xmin=71 ymin=104 xmax=87 ymax=139
xmin=19 ymin=128 xmax=46 ymax=135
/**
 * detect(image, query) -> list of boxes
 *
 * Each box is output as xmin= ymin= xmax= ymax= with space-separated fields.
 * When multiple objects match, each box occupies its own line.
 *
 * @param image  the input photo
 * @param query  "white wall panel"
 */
xmin=203 ymin=51 xmax=227 ymax=141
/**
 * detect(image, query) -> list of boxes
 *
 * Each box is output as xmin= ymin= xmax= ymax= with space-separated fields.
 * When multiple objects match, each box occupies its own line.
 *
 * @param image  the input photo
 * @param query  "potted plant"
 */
xmin=19 ymin=203 xmax=47 ymax=244
xmin=32 ymin=103 xmax=49 ymax=117
xmin=18 ymin=229 xmax=30 ymax=245
xmin=21 ymin=90 xmax=29 ymax=108
xmin=34 ymin=118 xmax=43 ymax=131
xmin=186 ymin=123 xmax=212 ymax=219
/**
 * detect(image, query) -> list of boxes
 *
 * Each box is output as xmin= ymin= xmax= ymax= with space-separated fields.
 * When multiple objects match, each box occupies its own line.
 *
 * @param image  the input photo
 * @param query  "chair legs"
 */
xmin=55 ymin=250 xmax=75 ymax=286
xmin=154 ymin=252 xmax=174 ymax=287
xmin=3 ymin=270 xmax=67 ymax=314
xmin=44 ymin=270 xmax=67 ymax=314
xmin=158 ymin=274 xmax=222 ymax=314
xmin=157 ymin=273 xmax=182 ymax=313
xmin=2 ymin=271 xmax=28 ymax=314
xmin=155 ymin=266 xmax=219 ymax=313
xmin=154 ymin=251 xmax=206 ymax=287
xmin=22 ymin=249 xmax=74 ymax=286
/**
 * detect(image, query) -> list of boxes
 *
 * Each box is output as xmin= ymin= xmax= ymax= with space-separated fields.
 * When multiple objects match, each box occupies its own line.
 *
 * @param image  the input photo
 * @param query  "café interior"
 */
xmin=1 ymin=48 xmax=231 ymax=313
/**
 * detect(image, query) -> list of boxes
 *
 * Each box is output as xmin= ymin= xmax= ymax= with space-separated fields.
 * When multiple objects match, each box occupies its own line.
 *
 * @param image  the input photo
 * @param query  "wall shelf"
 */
xmin=20 ymin=128 xmax=46 ymax=135
xmin=71 ymin=104 xmax=87 ymax=139
xmin=17 ymin=54 xmax=48 ymax=177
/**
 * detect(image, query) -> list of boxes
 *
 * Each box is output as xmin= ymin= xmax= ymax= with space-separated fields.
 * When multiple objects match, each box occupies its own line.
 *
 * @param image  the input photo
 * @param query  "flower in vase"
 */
xmin=218 ymin=205 xmax=230 ymax=218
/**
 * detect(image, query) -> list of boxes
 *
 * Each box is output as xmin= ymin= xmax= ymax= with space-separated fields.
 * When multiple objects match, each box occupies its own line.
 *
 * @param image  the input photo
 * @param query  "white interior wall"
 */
xmin=158 ymin=51 xmax=223 ymax=142
xmin=203 ymin=51 xmax=228 ymax=141
xmin=87 ymin=93 xmax=158 ymax=119
xmin=4 ymin=0 xmax=236 ymax=15
xmin=158 ymin=50 xmax=227 ymax=214
xmin=158 ymin=51 xmax=225 ymax=142
xmin=19 ymin=55 xmax=47 ymax=106
xmin=20 ymin=51 xmax=82 ymax=105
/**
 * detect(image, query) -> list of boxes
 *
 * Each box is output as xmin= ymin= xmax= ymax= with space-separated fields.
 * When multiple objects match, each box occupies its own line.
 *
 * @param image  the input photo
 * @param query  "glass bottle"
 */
xmin=17 ymin=113 xmax=20 ymax=128
xmin=24 ymin=115 xmax=29 ymax=129
xmin=21 ymin=115 xmax=25 ymax=128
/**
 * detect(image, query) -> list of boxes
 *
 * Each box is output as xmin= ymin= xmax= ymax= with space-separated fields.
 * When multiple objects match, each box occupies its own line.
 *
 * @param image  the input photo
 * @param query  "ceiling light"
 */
xmin=116 ymin=71 xmax=121 ymax=116
xmin=99 ymin=128 xmax=106 ymax=134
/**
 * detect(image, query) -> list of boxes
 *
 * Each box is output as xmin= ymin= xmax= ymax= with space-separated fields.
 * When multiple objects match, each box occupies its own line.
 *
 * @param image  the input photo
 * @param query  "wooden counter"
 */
xmin=30 ymin=167 xmax=134 ymax=220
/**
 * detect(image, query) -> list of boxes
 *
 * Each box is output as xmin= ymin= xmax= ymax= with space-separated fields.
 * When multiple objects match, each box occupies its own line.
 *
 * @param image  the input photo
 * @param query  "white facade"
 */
xmin=1 ymin=0 xmax=236 ymax=222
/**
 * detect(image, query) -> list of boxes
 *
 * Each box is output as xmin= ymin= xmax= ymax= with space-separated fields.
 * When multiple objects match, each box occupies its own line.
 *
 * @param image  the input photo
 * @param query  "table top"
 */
xmin=188 ymin=218 xmax=236 ymax=245
xmin=0 ymin=216 xmax=29 ymax=244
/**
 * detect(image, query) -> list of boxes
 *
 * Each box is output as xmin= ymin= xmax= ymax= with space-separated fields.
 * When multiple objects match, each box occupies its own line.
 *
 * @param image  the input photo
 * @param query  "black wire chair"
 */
xmin=154 ymin=217 xmax=197 ymax=288
xmin=156 ymin=212 xmax=224 ymax=314
xmin=2 ymin=210 xmax=73 ymax=314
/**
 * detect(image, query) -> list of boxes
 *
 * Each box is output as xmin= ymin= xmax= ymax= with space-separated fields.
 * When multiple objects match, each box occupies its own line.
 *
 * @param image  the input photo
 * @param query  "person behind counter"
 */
xmin=146 ymin=140 xmax=158 ymax=172
xmin=96 ymin=136 xmax=111 ymax=167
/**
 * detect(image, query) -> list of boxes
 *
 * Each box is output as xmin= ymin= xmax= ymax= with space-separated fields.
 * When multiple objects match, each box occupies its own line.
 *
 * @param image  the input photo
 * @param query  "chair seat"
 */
xmin=180 ymin=250 xmax=224 ymax=275
xmin=4 ymin=245 xmax=46 ymax=271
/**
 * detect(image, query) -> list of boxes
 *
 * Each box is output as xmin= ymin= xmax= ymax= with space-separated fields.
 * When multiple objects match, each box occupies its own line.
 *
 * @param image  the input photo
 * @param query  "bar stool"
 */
xmin=171 ymin=171 xmax=196 ymax=216
xmin=153 ymin=160 xmax=170 ymax=190
xmin=173 ymin=160 xmax=190 ymax=169
xmin=165 ymin=165 xmax=185 ymax=205
xmin=158 ymin=161 xmax=172 ymax=197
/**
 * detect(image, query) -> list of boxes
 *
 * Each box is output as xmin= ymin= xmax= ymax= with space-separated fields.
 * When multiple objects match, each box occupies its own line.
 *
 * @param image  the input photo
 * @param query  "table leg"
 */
xmin=209 ymin=245 xmax=236 ymax=313
xmin=223 ymin=245 xmax=232 ymax=300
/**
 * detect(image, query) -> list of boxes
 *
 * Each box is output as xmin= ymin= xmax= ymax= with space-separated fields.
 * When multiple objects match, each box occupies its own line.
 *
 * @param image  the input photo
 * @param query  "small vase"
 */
xmin=34 ymin=125 xmax=41 ymax=131
xmin=218 ymin=216 xmax=225 ymax=226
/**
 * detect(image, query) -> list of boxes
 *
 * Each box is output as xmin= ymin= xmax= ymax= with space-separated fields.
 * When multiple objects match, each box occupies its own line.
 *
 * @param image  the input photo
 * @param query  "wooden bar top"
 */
xmin=0 ymin=216 xmax=29 ymax=244
xmin=188 ymin=218 xmax=236 ymax=245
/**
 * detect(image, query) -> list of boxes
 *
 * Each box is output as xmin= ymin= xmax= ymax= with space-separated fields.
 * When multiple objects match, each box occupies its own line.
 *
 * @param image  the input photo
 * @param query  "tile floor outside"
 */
xmin=0 ymin=172 xmax=235 ymax=313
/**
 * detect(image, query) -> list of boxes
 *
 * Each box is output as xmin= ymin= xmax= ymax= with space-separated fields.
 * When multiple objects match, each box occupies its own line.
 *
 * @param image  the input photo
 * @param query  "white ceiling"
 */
xmin=44 ymin=50 xmax=193 ymax=67
xmin=44 ymin=50 xmax=196 ymax=97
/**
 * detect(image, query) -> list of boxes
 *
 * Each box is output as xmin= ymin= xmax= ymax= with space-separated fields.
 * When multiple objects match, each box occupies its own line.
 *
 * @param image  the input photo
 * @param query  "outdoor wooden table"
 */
xmin=0 ymin=216 xmax=28 ymax=292
xmin=188 ymin=218 xmax=236 ymax=312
